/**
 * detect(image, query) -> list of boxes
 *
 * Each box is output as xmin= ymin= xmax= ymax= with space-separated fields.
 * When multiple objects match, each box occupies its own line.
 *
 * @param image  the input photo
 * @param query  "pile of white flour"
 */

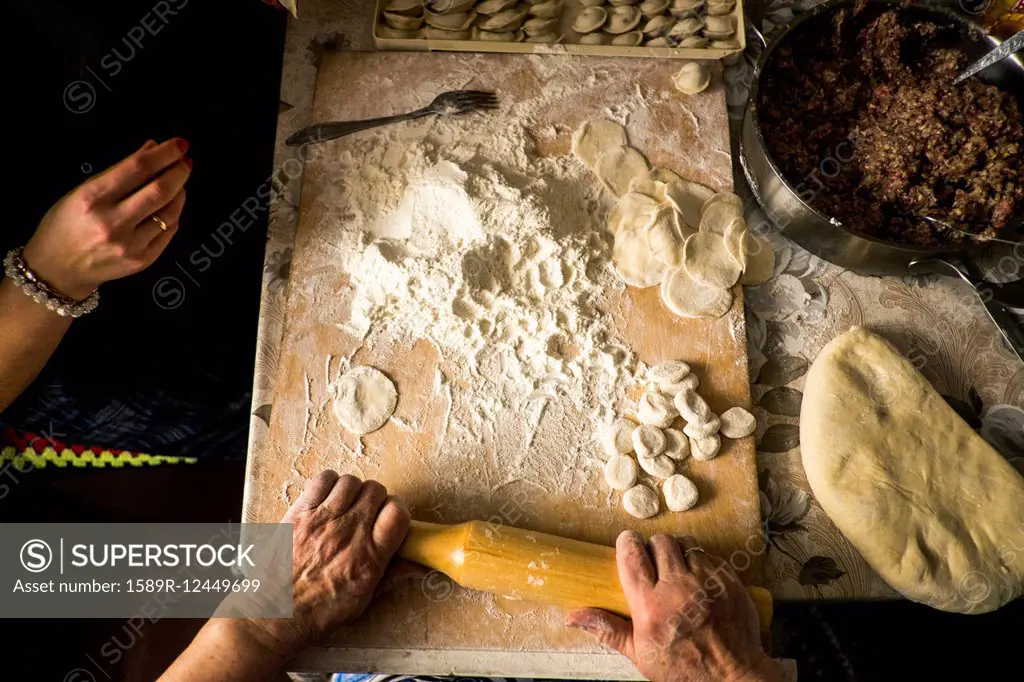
xmin=317 ymin=96 xmax=648 ymax=499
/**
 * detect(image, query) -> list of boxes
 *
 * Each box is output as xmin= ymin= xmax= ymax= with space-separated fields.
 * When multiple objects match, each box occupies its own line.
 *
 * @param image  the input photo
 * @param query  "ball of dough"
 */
xmin=648 ymin=360 xmax=691 ymax=388
xmin=637 ymin=391 xmax=678 ymax=428
xmin=674 ymin=388 xmax=712 ymax=424
xmin=622 ymin=484 xmax=660 ymax=519
xmin=683 ymin=415 xmax=720 ymax=439
xmin=690 ymin=433 xmax=721 ymax=461
xmin=601 ymin=418 xmax=638 ymax=457
xmin=662 ymin=427 xmax=690 ymax=461
xmin=802 ymin=327 xmax=1024 ymax=614
xmin=632 ymin=424 xmax=666 ymax=458
xmin=332 ymin=366 xmax=398 ymax=435
xmin=638 ymin=453 xmax=676 ymax=479
xmin=720 ymin=407 xmax=756 ymax=439
xmin=604 ymin=455 xmax=639 ymax=491
xmin=660 ymin=373 xmax=700 ymax=396
xmin=663 ymin=474 xmax=699 ymax=511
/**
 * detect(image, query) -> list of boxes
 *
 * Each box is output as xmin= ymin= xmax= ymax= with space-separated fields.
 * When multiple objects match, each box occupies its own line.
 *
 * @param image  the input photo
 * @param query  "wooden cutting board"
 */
xmin=244 ymin=50 xmax=762 ymax=677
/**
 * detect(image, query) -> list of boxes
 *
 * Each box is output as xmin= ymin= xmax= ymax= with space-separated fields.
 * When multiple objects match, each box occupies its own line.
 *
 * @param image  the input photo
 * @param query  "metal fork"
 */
xmin=285 ymin=90 xmax=499 ymax=147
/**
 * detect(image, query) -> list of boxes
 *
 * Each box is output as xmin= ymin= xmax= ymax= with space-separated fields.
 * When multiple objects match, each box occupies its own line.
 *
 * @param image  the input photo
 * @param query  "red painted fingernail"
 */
xmin=184 ymin=156 xmax=193 ymax=170
xmin=175 ymin=138 xmax=190 ymax=153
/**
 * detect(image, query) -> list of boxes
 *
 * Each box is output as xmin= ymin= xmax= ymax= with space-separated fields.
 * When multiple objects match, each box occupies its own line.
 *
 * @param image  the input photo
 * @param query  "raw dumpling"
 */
xmin=672 ymin=61 xmax=711 ymax=95
xmin=605 ymin=6 xmax=642 ymax=34
xmin=332 ymin=366 xmax=398 ymax=435
xmin=572 ymin=6 xmax=607 ymax=32
xmin=573 ymin=120 xmax=628 ymax=169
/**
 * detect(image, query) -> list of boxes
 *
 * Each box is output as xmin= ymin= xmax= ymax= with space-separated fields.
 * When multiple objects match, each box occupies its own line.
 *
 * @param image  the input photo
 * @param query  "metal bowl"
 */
xmin=740 ymin=0 xmax=1024 ymax=276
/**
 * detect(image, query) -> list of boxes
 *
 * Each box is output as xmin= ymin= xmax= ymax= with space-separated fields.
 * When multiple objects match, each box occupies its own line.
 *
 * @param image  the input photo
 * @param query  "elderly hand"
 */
xmin=235 ymin=471 xmax=418 ymax=658
xmin=22 ymin=138 xmax=191 ymax=300
xmin=566 ymin=532 xmax=781 ymax=682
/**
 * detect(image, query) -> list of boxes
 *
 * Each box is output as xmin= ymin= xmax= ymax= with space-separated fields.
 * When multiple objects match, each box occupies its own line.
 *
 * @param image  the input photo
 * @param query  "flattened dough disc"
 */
xmin=660 ymin=265 xmax=732 ymax=318
xmin=573 ymin=120 xmax=628 ymax=169
xmin=596 ymin=145 xmax=650 ymax=197
xmin=682 ymin=231 xmax=742 ymax=288
xmin=333 ymin=366 xmax=398 ymax=435
xmin=801 ymin=327 xmax=1024 ymax=614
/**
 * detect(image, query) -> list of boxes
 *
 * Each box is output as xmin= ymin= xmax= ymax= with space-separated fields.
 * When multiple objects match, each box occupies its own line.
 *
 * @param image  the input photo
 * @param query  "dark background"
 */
xmin=0 ymin=1 xmax=1019 ymax=680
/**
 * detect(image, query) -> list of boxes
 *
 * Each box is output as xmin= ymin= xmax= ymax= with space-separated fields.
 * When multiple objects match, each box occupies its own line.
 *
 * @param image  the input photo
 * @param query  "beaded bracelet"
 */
xmin=3 ymin=248 xmax=99 ymax=318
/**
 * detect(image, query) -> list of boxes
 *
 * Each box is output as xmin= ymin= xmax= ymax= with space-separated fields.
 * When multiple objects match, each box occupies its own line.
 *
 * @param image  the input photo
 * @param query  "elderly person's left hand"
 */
xmin=160 ymin=472 xmax=421 ymax=681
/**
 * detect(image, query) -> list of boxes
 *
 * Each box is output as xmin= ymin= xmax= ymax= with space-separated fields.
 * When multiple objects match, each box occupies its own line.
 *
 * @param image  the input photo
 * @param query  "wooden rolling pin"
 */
xmin=399 ymin=520 xmax=772 ymax=633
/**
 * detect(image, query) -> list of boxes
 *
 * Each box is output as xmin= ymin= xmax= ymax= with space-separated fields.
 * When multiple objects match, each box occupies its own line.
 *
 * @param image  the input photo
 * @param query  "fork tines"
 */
xmin=452 ymin=89 xmax=499 ymax=111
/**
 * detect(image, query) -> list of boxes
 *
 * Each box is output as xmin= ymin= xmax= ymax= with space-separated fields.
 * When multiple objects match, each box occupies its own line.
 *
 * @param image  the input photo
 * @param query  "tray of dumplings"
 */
xmin=375 ymin=0 xmax=745 ymax=59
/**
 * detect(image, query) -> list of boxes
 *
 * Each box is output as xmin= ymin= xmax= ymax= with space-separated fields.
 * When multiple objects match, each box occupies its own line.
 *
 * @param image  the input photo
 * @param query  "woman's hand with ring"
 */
xmin=22 ymin=138 xmax=191 ymax=300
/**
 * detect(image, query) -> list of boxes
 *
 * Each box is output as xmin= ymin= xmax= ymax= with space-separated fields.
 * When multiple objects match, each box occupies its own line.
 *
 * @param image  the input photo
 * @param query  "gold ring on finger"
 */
xmin=150 ymin=214 xmax=169 ymax=232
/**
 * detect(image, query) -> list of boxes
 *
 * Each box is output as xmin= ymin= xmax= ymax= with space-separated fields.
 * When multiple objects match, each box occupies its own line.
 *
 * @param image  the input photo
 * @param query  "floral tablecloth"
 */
xmin=248 ymin=0 xmax=1024 ymax=600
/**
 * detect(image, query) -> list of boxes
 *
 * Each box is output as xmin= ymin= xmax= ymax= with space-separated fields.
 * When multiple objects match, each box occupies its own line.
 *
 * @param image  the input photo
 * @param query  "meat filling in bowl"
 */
xmin=758 ymin=6 xmax=1024 ymax=246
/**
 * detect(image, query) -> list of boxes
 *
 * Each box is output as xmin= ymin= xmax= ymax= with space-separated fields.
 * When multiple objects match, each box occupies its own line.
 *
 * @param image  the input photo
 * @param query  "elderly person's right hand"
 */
xmin=22 ymin=138 xmax=191 ymax=300
xmin=566 ymin=532 xmax=782 ymax=682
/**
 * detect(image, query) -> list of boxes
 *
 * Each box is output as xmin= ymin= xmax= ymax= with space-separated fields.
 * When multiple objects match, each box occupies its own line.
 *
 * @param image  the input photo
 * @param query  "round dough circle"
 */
xmin=608 ymin=192 xmax=660 ymax=236
xmin=602 ymin=418 xmax=638 ymax=457
xmin=663 ymin=474 xmax=699 ymax=511
xmin=662 ymin=427 xmax=691 ymax=461
xmin=632 ymin=424 xmax=666 ymax=458
xmin=604 ymin=455 xmax=639 ymax=490
xmin=573 ymin=120 xmax=628 ymax=168
xmin=332 ymin=366 xmax=398 ymax=435
xmin=622 ymin=484 xmax=660 ymax=519
xmin=720 ymin=406 xmax=756 ymax=438
xmin=596 ymin=145 xmax=650 ymax=197
xmin=660 ymin=266 xmax=733 ymax=319
xmin=638 ymin=453 xmax=676 ymax=479
xmin=613 ymin=223 xmax=667 ymax=288
xmin=682 ymin=232 xmax=742 ymax=289
xmin=740 ymin=234 xmax=776 ymax=286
